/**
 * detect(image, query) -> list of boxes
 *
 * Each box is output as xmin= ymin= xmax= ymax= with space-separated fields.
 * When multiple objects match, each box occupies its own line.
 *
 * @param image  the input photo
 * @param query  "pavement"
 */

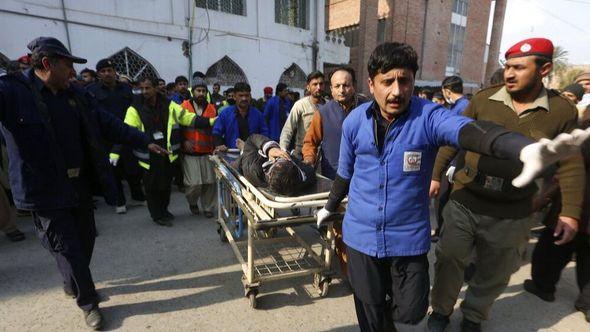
xmin=0 ymin=190 xmax=587 ymax=331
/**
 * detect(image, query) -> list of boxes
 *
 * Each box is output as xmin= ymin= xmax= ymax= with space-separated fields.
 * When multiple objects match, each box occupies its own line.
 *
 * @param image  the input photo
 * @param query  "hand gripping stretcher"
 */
xmin=210 ymin=151 xmax=343 ymax=308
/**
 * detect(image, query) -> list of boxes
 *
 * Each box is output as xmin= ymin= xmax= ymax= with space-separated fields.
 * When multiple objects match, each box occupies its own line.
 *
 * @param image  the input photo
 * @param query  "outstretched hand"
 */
xmin=512 ymin=128 xmax=590 ymax=188
xmin=147 ymin=143 xmax=170 ymax=156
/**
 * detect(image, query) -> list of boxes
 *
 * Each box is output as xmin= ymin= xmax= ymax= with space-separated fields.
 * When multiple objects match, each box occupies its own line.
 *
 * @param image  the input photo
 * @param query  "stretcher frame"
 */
xmin=210 ymin=153 xmax=342 ymax=308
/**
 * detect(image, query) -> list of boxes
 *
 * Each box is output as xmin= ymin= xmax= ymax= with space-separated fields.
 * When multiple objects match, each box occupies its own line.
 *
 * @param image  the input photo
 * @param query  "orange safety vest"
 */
xmin=180 ymin=100 xmax=217 ymax=154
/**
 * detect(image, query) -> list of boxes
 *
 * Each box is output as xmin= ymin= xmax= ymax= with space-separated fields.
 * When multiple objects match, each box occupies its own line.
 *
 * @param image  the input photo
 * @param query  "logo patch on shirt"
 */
xmin=403 ymin=151 xmax=422 ymax=172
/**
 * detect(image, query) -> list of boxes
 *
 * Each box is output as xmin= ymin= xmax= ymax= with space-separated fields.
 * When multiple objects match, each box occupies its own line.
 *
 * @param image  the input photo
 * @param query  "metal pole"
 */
xmin=60 ymin=0 xmax=72 ymax=50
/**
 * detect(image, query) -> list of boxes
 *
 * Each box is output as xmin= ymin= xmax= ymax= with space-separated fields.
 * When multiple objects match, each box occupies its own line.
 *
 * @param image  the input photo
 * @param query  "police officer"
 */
xmin=0 ymin=37 xmax=168 ymax=329
xmin=315 ymin=42 xmax=579 ymax=332
xmin=87 ymin=58 xmax=145 ymax=214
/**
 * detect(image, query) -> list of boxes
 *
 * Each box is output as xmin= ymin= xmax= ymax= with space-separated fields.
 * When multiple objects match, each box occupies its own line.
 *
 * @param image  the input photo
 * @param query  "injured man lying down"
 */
xmin=233 ymin=134 xmax=316 ymax=196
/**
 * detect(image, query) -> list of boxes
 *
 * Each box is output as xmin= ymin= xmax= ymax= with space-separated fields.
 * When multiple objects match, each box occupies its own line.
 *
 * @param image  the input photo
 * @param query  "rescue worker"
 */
xmin=428 ymin=38 xmax=585 ymax=332
xmin=0 ymin=37 xmax=168 ymax=329
xmin=213 ymin=82 xmax=268 ymax=151
xmin=180 ymin=78 xmax=217 ymax=218
xmin=279 ymin=71 xmax=325 ymax=158
xmin=315 ymin=42 xmax=579 ymax=332
xmin=87 ymin=58 xmax=144 ymax=214
xmin=111 ymin=77 xmax=216 ymax=227
xmin=263 ymin=83 xmax=293 ymax=142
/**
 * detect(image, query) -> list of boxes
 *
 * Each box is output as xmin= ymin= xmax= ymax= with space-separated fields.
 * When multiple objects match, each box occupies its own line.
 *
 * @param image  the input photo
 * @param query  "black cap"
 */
xmin=27 ymin=37 xmax=87 ymax=64
xmin=96 ymin=58 xmax=115 ymax=71
xmin=564 ymin=83 xmax=585 ymax=101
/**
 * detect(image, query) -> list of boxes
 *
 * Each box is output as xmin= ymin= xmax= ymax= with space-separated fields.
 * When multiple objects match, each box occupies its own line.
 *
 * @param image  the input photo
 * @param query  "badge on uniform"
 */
xmin=153 ymin=131 xmax=164 ymax=140
xmin=403 ymin=151 xmax=422 ymax=172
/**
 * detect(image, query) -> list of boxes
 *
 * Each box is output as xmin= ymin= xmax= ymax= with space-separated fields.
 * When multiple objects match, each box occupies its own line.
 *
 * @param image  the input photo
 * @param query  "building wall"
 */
xmin=327 ymin=0 xmax=504 ymax=93
xmin=0 ymin=0 xmax=349 ymax=98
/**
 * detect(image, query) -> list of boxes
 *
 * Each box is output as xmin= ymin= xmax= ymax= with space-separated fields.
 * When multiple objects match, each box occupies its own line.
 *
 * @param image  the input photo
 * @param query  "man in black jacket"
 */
xmin=234 ymin=134 xmax=315 ymax=196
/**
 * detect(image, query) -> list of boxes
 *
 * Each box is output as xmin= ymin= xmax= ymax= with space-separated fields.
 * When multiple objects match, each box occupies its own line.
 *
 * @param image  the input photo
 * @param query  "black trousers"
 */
xmin=114 ymin=148 xmax=145 ymax=206
xmin=143 ymin=157 xmax=173 ymax=221
xmin=531 ymin=227 xmax=590 ymax=307
xmin=31 ymin=189 xmax=98 ymax=311
xmin=347 ymin=246 xmax=430 ymax=332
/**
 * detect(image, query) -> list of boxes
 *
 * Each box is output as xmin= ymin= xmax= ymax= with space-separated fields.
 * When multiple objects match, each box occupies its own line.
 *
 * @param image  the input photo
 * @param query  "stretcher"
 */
xmin=210 ymin=151 xmax=343 ymax=308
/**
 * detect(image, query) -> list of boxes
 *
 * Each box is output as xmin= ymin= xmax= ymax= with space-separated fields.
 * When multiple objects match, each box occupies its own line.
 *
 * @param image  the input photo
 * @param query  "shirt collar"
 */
xmin=489 ymin=86 xmax=550 ymax=113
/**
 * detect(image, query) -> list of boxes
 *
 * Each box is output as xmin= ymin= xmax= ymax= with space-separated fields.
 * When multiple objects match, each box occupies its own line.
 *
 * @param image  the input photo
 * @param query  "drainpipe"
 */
xmin=187 ymin=0 xmax=194 ymax=83
xmin=418 ymin=0 xmax=428 ymax=79
xmin=60 ymin=0 xmax=72 ymax=50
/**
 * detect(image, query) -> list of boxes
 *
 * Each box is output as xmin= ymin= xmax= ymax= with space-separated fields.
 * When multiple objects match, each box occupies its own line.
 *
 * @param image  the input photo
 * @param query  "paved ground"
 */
xmin=0 ymin=190 xmax=587 ymax=331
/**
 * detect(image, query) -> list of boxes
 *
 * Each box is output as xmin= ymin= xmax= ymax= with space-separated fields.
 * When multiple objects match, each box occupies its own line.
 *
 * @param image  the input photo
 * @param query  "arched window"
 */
xmin=205 ymin=56 xmax=248 ymax=86
xmin=279 ymin=63 xmax=306 ymax=90
xmin=109 ymin=47 xmax=160 ymax=80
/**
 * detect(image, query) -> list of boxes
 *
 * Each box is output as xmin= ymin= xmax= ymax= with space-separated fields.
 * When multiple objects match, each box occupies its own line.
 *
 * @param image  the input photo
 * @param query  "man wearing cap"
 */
xmin=87 ymin=58 xmax=144 ymax=214
xmin=0 ymin=37 xmax=169 ymax=329
xmin=428 ymin=38 xmax=585 ymax=331
xmin=180 ymin=78 xmax=218 ymax=217
xmin=263 ymin=83 xmax=293 ymax=142
xmin=575 ymin=72 xmax=590 ymax=94
xmin=441 ymin=75 xmax=469 ymax=116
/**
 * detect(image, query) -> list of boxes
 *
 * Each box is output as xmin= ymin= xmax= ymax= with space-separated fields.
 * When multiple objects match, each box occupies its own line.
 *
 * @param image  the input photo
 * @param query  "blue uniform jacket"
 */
xmin=212 ymin=105 xmax=269 ymax=148
xmin=263 ymin=95 xmax=293 ymax=141
xmin=450 ymin=96 xmax=470 ymax=116
xmin=337 ymin=97 xmax=472 ymax=257
xmin=0 ymin=70 xmax=150 ymax=210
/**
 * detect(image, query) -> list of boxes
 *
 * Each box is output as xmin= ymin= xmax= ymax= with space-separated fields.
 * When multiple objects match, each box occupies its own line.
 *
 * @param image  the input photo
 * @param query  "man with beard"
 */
xmin=279 ymin=71 xmax=325 ymax=159
xmin=428 ymin=38 xmax=585 ymax=331
xmin=88 ymin=58 xmax=143 ymax=214
xmin=315 ymin=41 xmax=583 ymax=332
xmin=213 ymin=82 xmax=268 ymax=151
xmin=210 ymin=82 xmax=225 ymax=110
xmin=263 ymin=83 xmax=293 ymax=142
xmin=180 ymin=78 xmax=218 ymax=217
xmin=0 ymin=37 xmax=169 ymax=329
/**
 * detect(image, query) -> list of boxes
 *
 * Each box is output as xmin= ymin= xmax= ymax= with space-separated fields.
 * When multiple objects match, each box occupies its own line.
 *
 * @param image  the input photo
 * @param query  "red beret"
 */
xmin=505 ymin=38 xmax=553 ymax=60
xmin=263 ymin=86 xmax=273 ymax=94
xmin=17 ymin=55 xmax=31 ymax=64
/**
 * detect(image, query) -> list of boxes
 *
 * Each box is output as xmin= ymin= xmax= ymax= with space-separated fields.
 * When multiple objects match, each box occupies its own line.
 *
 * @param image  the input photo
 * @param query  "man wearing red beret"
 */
xmin=427 ymin=38 xmax=585 ymax=331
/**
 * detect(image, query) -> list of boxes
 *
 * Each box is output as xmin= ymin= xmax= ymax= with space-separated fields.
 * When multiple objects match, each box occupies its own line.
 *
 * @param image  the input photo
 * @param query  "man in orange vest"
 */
xmin=181 ymin=79 xmax=218 ymax=217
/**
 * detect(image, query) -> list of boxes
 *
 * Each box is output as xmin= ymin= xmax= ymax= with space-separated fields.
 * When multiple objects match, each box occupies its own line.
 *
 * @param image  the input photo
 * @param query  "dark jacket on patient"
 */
xmin=235 ymin=134 xmax=315 ymax=194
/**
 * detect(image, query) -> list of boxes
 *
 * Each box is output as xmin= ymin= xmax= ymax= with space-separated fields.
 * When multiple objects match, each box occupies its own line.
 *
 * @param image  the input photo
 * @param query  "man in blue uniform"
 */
xmin=315 ymin=42 xmax=577 ymax=332
xmin=263 ymin=83 xmax=293 ymax=142
xmin=0 ymin=37 xmax=167 ymax=330
xmin=87 ymin=58 xmax=144 ymax=214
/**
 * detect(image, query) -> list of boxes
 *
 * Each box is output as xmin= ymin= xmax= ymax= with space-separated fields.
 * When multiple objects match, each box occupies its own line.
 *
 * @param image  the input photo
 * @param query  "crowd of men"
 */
xmin=1 ymin=35 xmax=590 ymax=332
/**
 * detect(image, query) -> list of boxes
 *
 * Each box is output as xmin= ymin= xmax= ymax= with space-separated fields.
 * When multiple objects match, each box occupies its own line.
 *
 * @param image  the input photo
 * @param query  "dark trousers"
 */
xmin=143 ymin=157 xmax=173 ymax=221
xmin=347 ymin=246 xmax=429 ymax=332
xmin=531 ymin=227 xmax=590 ymax=308
xmin=31 ymin=194 xmax=98 ymax=311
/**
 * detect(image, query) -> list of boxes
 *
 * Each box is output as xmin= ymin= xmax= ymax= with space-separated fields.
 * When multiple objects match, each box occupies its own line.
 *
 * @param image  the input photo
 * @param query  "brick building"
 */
xmin=325 ymin=0 xmax=507 ymax=94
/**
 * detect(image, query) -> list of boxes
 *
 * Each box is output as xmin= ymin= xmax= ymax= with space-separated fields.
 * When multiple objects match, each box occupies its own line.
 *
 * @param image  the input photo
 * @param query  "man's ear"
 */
xmin=539 ymin=61 xmax=553 ymax=78
xmin=367 ymin=77 xmax=375 ymax=95
xmin=41 ymin=57 xmax=52 ymax=71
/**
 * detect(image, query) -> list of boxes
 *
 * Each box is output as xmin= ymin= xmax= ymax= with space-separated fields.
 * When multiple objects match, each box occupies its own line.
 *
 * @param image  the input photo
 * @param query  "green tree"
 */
xmin=549 ymin=45 xmax=569 ymax=86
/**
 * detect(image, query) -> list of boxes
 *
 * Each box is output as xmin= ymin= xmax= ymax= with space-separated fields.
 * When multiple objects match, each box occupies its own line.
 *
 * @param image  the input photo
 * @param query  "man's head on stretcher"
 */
xmin=234 ymin=135 xmax=316 ymax=196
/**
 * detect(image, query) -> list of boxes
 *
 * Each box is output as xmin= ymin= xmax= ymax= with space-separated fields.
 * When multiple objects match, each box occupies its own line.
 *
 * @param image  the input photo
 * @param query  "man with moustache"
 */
xmin=428 ymin=38 xmax=585 ymax=331
xmin=314 ymin=41 xmax=581 ymax=332
xmin=280 ymin=71 xmax=325 ymax=159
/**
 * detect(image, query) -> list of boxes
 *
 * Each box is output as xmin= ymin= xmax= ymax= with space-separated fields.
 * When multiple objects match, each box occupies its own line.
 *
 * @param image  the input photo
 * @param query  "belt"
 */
xmin=67 ymin=168 xmax=80 ymax=178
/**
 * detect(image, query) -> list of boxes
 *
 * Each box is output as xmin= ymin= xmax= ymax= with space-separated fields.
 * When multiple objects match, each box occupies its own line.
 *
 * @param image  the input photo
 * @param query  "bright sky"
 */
xmin=500 ymin=0 xmax=590 ymax=65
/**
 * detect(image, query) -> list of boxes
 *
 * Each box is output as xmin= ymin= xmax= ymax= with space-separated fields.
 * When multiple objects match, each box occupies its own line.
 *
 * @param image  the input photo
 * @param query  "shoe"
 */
xmin=83 ymin=306 xmax=103 ymax=330
xmin=460 ymin=318 xmax=481 ymax=332
xmin=5 ymin=230 xmax=25 ymax=242
xmin=204 ymin=211 xmax=214 ymax=218
xmin=152 ymin=218 xmax=173 ymax=227
xmin=524 ymin=279 xmax=555 ymax=302
xmin=575 ymin=305 xmax=590 ymax=322
xmin=115 ymin=205 xmax=127 ymax=214
xmin=189 ymin=205 xmax=200 ymax=215
xmin=162 ymin=211 xmax=175 ymax=221
xmin=426 ymin=312 xmax=450 ymax=332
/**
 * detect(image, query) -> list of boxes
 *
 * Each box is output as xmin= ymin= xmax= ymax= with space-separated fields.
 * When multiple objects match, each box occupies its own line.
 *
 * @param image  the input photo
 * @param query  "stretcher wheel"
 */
xmin=217 ymin=225 xmax=227 ymax=242
xmin=247 ymin=290 xmax=258 ymax=309
xmin=319 ymin=280 xmax=330 ymax=297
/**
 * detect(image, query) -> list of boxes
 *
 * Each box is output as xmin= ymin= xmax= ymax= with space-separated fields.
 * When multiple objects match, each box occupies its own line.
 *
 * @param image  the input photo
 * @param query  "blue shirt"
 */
xmin=212 ymin=105 xmax=269 ymax=148
xmin=337 ymin=97 xmax=472 ymax=257
xmin=450 ymin=96 xmax=470 ymax=116
xmin=263 ymin=95 xmax=293 ymax=141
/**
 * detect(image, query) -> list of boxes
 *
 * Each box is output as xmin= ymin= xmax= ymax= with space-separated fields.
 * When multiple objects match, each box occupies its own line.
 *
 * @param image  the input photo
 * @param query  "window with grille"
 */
xmin=446 ymin=23 xmax=466 ymax=75
xmin=279 ymin=63 xmax=307 ymax=90
xmin=109 ymin=47 xmax=160 ymax=80
xmin=195 ymin=0 xmax=246 ymax=16
xmin=377 ymin=19 xmax=386 ymax=44
xmin=205 ymin=56 xmax=248 ymax=86
xmin=275 ymin=0 xmax=308 ymax=29
xmin=452 ymin=0 xmax=468 ymax=16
